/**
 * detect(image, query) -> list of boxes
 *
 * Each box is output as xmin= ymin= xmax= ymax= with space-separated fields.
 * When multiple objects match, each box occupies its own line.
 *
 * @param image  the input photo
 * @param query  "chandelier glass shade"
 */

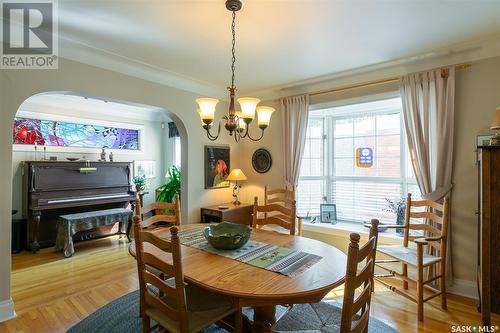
xmin=195 ymin=0 xmax=273 ymax=142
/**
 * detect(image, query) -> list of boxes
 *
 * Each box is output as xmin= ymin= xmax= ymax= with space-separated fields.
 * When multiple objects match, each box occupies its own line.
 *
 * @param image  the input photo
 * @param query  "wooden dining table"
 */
xmin=129 ymin=224 xmax=347 ymax=332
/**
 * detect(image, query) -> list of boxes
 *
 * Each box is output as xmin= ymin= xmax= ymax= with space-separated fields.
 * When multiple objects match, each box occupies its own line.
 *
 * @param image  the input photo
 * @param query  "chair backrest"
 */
xmin=403 ymin=193 xmax=450 ymax=254
xmin=340 ymin=219 xmax=379 ymax=333
xmin=264 ymin=186 xmax=295 ymax=207
xmin=252 ymin=196 xmax=296 ymax=235
xmin=133 ymin=216 xmax=189 ymax=332
xmin=135 ymin=194 xmax=181 ymax=228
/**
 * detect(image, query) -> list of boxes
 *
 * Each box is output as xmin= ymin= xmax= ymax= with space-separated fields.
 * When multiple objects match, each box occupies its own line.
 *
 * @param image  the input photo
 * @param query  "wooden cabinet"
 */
xmin=478 ymin=146 xmax=500 ymax=326
xmin=201 ymin=203 xmax=253 ymax=225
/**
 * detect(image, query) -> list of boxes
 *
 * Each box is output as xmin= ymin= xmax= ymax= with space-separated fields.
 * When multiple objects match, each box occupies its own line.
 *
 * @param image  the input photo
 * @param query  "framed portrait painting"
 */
xmin=205 ymin=145 xmax=230 ymax=189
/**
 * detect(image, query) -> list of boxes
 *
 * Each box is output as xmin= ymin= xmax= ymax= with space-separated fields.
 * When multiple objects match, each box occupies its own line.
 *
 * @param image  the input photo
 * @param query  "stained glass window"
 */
xmin=12 ymin=117 xmax=140 ymax=150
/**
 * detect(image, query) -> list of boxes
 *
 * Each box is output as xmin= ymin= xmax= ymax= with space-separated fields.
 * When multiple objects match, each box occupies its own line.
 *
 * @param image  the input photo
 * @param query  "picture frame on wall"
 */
xmin=204 ymin=145 xmax=230 ymax=189
xmin=134 ymin=160 xmax=155 ymax=179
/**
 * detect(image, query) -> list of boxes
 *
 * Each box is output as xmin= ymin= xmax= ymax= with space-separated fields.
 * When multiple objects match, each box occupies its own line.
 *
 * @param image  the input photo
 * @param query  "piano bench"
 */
xmin=54 ymin=208 xmax=133 ymax=258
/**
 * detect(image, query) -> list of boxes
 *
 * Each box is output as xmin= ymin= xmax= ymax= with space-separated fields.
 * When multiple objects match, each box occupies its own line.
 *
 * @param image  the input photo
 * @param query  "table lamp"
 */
xmin=491 ymin=107 xmax=500 ymax=145
xmin=227 ymin=169 xmax=247 ymax=205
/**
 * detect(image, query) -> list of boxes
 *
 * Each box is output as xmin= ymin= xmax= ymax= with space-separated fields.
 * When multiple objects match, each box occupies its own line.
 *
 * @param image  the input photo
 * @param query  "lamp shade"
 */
xmin=235 ymin=112 xmax=247 ymax=130
xmin=237 ymin=97 xmax=260 ymax=120
xmin=491 ymin=107 xmax=500 ymax=130
xmin=196 ymin=98 xmax=219 ymax=121
xmin=256 ymin=106 xmax=275 ymax=127
xmin=227 ymin=168 xmax=247 ymax=181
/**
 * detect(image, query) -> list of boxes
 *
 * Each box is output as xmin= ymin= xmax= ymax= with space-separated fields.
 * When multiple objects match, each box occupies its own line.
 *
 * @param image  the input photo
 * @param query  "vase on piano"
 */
xmin=133 ymin=175 xmax=146 ymax=193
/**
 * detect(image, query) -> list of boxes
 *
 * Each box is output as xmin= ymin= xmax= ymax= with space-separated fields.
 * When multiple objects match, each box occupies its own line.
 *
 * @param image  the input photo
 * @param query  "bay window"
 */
xmin=297 ymin=96 xmax=420 ymax=225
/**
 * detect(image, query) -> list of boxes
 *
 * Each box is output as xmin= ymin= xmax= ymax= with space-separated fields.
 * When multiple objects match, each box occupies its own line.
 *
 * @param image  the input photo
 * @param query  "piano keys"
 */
xmin=23 ymin=161 xmax=136 ymax=252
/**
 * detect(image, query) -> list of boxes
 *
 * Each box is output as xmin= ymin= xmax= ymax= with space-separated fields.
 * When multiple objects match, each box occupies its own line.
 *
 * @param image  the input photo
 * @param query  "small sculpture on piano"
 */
xmin=100 ymin=148 xmax=106 ymax=161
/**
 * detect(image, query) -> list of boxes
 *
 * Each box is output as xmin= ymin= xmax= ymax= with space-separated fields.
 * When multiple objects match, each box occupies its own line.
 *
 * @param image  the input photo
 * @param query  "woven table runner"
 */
xmin=167 ymin=227 xmax=322 ymax=277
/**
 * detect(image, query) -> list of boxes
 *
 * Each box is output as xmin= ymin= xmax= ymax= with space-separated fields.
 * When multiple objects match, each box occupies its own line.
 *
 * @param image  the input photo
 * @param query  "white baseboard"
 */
xmin=0 ymin=298 xmax=16 ymax=323
xmin=449 ymin=278 xmax=478 ymax=300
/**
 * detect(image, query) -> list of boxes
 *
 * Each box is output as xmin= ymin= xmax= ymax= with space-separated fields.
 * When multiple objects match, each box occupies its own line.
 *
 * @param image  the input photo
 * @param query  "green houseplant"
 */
xmin=156 ymin=165 xmax=181 ymax=203
xmin=383 ymin=197 xmax=406 ymax=235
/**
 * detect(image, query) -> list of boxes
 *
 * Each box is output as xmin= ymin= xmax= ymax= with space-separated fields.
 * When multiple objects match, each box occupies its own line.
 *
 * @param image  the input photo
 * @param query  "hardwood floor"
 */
xmin=1 ymin=235 xmax=498 ymax=333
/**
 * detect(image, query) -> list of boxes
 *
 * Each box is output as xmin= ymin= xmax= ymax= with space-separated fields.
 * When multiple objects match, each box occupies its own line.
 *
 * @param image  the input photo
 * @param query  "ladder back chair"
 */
xmin=272 ymin=219 xmax=380 ymax=333
xmin=135 ymin=194 xmax=181 ymax=229
xmin=133 ymin=217 xmax=241 ymax=333
xmin=264 ymin=186 xmax=303 ymax=235
xmin=375 ymin=193 xmax=450 ymax=321
xmin=253 ymin=196 xmax=296 ymax=235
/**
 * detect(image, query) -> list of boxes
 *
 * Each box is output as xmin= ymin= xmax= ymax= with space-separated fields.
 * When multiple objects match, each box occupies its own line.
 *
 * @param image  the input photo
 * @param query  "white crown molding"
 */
xmin=0 ymin=298 xmax=16 ymax=323
xmin=58 ymin=36 xmax=226 ymax=99
xmin=57 ymin=32 xmax=500 ymax=102
xmin=243 ymin=33 xmax=500 ymax=101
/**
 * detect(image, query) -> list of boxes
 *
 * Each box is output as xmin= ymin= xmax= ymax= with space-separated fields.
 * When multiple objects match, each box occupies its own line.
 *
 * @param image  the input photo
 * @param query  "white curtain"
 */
xmin=280 ymin=94 xmax=310 ymax=189
xmin=399 ymin=67 xmax=455 ymax=283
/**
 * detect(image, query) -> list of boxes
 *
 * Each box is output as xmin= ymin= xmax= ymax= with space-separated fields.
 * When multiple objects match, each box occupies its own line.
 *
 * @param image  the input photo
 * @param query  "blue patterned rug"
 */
xmin=67 ymin=290 xmax=398 ymax=333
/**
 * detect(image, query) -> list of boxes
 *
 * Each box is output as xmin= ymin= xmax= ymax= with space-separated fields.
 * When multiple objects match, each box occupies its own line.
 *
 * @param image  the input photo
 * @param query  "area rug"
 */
xmin=67 ymin=290 xmax=398 ymax=333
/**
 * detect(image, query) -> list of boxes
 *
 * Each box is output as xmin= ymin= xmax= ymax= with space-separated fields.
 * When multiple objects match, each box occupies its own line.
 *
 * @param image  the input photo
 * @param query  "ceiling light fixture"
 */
xmin=196 ymin=0 xmax=274 ymax=142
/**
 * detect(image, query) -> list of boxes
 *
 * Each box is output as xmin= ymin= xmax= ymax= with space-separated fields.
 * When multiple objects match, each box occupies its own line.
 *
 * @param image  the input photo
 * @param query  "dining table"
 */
xmin=129 ymin=223 xmax=347 ymax=333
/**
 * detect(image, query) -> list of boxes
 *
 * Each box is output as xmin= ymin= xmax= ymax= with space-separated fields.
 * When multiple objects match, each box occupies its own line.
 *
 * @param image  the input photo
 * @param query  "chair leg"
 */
xmin=440 ymin=263 xmax=447 ymax=310
xmin=142 ymin=315 xmax=151 ymax=333
xmin=402 ymin=263 xmax=408 ymax=290
xmin=235 ymin=308 xmax=243 ymax=333
xmin=417 ymin=247 xmax=424 ymax=321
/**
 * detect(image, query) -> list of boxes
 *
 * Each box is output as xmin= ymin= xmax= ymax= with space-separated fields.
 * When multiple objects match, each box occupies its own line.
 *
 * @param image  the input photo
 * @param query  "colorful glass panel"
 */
xmin=13 ymin=117 xmax=139 ymax=150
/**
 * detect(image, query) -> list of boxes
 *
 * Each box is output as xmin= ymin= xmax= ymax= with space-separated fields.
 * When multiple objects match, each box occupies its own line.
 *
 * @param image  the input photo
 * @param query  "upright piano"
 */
xmin=23 ymin=161 xmax=136 ymax=252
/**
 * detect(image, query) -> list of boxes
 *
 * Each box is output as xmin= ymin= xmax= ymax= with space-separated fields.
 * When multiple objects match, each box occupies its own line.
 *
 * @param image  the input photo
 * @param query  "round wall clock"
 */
xmin=252 ymin=148 xmax=272 ymax=173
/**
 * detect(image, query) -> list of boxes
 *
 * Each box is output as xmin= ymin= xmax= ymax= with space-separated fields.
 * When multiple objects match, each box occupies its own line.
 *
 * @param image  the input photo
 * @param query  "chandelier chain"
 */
xmin=230 ymin=10 xmax=236 ymax=88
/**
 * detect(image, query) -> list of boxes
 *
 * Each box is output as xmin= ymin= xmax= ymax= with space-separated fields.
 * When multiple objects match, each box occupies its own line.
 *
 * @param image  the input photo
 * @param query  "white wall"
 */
xmin=0 ymin=58 xmax=241 ymax=319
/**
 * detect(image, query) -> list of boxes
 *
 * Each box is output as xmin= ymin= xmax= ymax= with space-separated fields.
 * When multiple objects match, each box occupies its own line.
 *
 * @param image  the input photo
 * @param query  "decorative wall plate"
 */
xmin=252 ymin=148 xmax=272 ymax=173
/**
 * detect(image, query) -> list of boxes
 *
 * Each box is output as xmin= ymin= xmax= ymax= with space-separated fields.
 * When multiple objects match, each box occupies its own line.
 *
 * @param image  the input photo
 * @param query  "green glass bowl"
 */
xmin=203 ymin=222 xmax=252 ymax=250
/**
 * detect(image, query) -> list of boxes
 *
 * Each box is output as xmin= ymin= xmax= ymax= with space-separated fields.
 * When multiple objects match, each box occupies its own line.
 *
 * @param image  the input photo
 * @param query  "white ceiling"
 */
xmin=58 ymin=0 xmax=500 ymax=96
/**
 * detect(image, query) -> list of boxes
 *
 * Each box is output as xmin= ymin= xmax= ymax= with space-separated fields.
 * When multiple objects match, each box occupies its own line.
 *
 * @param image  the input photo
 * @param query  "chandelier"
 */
xmin=195 ymin=0 xmax=274 ymax=142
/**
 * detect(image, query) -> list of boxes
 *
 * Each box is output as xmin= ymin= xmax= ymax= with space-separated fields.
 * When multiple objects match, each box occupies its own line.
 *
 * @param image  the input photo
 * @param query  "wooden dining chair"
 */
xmin=374 ymin=193 xmax=450 ymax=321
xmin=265 ymin=186 xmax=303 ymax=236
xmin=272 ymin=219 xmax=380 ymax=333
xmin=136 ymin=194 xmax=181 ymax=228
xmin=127 ymin=194 xmax=181 ymax=240
xmin=253 ymin=196 xmax=296 ymax=235
xmin=133 ymin=217 xmax=242 ymax=333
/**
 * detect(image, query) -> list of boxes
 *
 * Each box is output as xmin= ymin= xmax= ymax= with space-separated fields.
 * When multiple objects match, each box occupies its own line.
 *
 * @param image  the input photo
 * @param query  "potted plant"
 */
xmin=133 ymin=175 xmax=147 ymax=192
xmin=156 ymin=166 xmax=181 ymax=203
xmin=383 ymin=197 xmax=406 ymax=235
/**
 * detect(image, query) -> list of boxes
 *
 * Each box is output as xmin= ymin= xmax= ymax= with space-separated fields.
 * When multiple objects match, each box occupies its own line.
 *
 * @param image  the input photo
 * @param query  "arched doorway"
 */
xmin=11 ymin=91 xmax=187 ymax=252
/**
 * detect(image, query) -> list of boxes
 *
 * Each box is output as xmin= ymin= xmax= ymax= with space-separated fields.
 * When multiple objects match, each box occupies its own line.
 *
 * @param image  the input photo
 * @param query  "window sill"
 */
xmin=302 ymin=221 xmax=403 ymax=243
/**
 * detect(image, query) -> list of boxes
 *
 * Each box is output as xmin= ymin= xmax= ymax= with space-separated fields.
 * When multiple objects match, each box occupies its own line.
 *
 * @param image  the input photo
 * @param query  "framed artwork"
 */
xmin=134 ymin=160 xmax=155 ymax=179
xmin=476 ymin=134 xmax=493 ymax=147
xmin=205 ymin=145 xmax=230 ymax=189
xmin=320 ymin=204 xmax=337 ymax=224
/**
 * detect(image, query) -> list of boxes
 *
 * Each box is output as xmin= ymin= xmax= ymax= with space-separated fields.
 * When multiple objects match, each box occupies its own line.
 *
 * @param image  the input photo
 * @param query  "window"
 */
xmin=297 ymin=96 xmax=420 ymax=225
xmin=174 ymin=137 xmax=181 ymax=167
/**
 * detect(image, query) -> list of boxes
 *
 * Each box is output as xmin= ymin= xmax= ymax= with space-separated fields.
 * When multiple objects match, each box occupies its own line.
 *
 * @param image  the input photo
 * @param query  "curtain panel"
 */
xmin=168 ymin=122 xmax=180 ymax=138
xmin=280 ymin=94 xmax=310 ymax=189
xmin=399 ymin=67 xmax=455 ymax=284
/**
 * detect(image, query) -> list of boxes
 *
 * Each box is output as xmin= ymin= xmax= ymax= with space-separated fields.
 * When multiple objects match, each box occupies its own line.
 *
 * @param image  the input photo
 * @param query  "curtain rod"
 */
xmin=309 ymin=63 xmax=472 ymax=97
